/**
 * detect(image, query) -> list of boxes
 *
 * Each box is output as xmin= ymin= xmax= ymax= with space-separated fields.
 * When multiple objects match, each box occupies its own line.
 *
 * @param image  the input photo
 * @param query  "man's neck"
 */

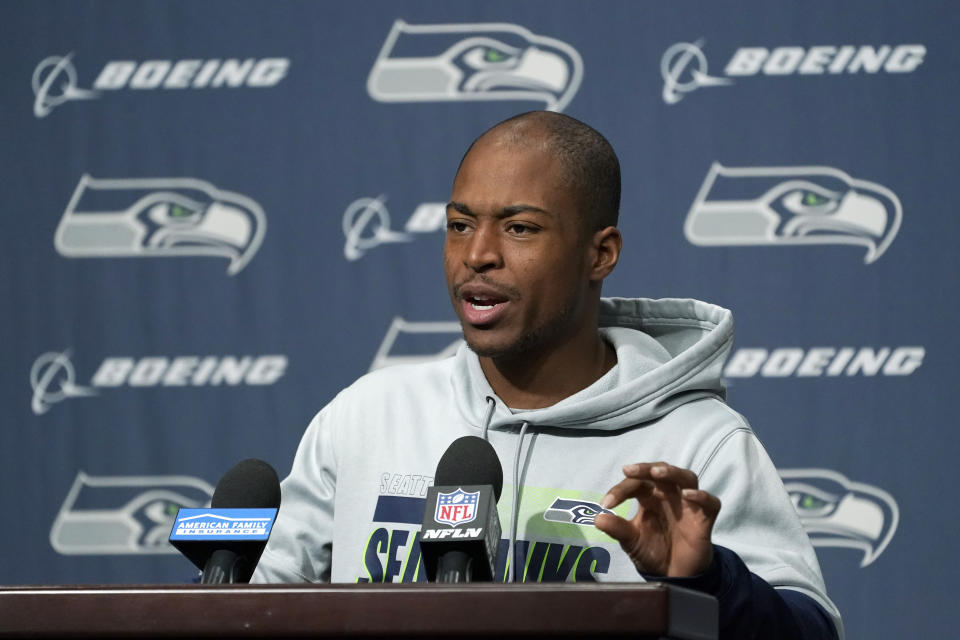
xmin=478 ymin=330 xmax=617 ymax=410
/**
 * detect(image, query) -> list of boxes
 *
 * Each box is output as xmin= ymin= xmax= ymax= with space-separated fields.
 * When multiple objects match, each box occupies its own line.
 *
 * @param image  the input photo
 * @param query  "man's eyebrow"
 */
xmin=446 ymin=201 xmax=474 ymax=216
xmin=446 ymin=201 xmax=553 ymax=218
xmin=502 ymin=203 xmax=552 ymax=217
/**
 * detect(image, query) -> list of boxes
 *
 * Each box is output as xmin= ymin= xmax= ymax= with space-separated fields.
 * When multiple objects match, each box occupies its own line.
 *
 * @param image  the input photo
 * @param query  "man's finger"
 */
xmin=624 ymin=462 xmax=699 ymax=490
xmin=601 ymin=477 xmax=655 ymax=509
xmin=593 ymin=512 xmax=638 ymax=545
xmin=681 ymin=488 xmax=722 ymax=520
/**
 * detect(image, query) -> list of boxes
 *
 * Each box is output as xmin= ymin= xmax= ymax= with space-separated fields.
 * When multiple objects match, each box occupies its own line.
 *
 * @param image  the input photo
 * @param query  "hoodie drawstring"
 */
xmin=509 ymin=420 xmax=530 ymax=583
xmin=481 ymin=396 xmax=496 ymax=441
xmin=479 ymin=396 xmax=530 ymax=583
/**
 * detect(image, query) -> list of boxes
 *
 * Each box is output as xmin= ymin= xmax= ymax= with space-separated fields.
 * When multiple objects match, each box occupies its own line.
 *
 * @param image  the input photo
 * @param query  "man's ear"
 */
xmin=588 ymin=226 xmax=622 ymax=282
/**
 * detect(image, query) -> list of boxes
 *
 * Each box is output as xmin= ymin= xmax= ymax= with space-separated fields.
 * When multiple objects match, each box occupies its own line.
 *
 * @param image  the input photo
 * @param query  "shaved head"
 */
xmin=458 ymin=111 xmax=621 ymax=231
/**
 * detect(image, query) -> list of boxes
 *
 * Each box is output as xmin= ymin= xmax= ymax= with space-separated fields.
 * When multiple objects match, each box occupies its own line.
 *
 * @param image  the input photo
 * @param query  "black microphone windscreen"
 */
xmin=434 ymin=436 xmax=503 ymax=501
xmin=211 ymin=458 xmax=281 ymax=509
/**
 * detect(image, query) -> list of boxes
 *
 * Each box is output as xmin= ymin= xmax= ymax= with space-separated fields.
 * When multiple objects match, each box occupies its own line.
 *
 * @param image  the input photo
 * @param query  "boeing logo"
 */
xmin=685 ymin=163 xmax=902 ymax=263
xmin=780 ymin=469 xmax=898 ymax=567
xmin=660 ymin=40 xmax=732 ymax=105
xmin=662 ymin=41 xmax=925 ymax=104
xmin=342 ymin=196 xmax=445 ymax=261
xmin=368 ymin=20 xmax=582 ymax=112
xmin=30 ymin=350 xmax=288 ymax=415
xmin=30 ymin=350 xmax=97 ymax=415
xmin=32 ymin=53 xmax=289 ymax=117
xmin=724 ymin=346 xmax=924 ymax=378
xmin=56 ymin=175 xmax=266 ymax=275
xmin=32 ymin=53 xmax=99 ymax=118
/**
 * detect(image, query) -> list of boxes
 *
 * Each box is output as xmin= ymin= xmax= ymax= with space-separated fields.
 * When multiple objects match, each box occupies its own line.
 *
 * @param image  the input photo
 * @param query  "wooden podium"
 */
xmin=0 ymin=582 xmax=717 ymax=639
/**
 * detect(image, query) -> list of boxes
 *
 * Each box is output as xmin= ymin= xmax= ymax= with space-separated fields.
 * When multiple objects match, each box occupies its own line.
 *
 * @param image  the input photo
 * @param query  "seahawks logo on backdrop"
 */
xmin=369 ymin=317 xmax=463 ymax=371
xmin=367 ymin=20 xmax=583 ymax=112
xmin=779 ymin=468 xmax=899 ymax=567
xmin=685 ymin=164 xmax=902 ymax=264
xmin=50 ymin=472 xmax=214 ymax=555
xmin=55 ymin=175 xmax=266 ymax=275
xmin=543 ymin=498 xmax=614 ymax=526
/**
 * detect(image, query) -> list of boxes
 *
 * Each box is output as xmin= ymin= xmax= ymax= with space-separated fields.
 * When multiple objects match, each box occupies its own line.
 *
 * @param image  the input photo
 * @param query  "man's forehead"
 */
xmin=449 ymin=120 xmax=585 ymax=224
xmin=456 ymin=133 xmax=557 ymax=181
xmin=473 ymin=123 xmax=551 ymax=156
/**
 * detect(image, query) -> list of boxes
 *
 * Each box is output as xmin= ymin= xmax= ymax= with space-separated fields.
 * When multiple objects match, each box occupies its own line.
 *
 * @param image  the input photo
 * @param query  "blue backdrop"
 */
xmin=3 ymin=2 xmax=957 ymax=638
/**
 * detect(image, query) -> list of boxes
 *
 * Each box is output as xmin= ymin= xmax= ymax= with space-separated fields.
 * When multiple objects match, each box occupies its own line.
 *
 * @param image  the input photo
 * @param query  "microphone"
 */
xmin=419 ymin=436 xmax=503 ymax=582
xmin=169 ymin=458 xmax=281 ymax=584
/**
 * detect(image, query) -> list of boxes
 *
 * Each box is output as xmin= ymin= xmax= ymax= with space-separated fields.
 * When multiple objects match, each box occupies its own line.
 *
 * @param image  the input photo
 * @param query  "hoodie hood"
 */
xmin=451 ymin=297 xmax=733 ymax=432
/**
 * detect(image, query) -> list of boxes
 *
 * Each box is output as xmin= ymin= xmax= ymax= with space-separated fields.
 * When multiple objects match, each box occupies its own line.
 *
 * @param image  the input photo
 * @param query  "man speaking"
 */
xmin=252 ymin=112 xmax=842 ymax=639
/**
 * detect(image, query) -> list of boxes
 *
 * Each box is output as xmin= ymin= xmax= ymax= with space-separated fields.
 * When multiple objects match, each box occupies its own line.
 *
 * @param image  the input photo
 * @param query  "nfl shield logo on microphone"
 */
xmin=435 ymin=489 xmax=479 ymax=527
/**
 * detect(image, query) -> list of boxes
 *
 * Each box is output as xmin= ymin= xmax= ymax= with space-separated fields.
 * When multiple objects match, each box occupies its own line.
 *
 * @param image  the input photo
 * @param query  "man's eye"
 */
xmin=507 ymin=223 xmax=534 ymax=234
xmin=447 ymin=221 xmax=469 ymax=233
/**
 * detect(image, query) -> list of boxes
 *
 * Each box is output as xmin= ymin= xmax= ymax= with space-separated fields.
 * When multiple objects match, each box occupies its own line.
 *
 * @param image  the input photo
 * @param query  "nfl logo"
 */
xmin=435 ymin=488 xmax=479 ymax=526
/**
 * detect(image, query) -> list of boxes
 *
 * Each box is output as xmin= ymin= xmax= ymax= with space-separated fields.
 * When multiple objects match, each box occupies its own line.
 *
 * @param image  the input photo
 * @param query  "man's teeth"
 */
xmin=469 ymin=297 xmax=498 ymax=310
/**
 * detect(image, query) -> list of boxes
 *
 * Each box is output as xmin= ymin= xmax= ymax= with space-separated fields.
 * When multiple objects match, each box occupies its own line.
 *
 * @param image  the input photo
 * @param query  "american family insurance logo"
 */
xmin=32 ymin=53 xmax=289 ymax=117
xmin=367 ymin=20 xmax=582 ymax=112
xmin=661 ymin=41 xmax=925 ymax=104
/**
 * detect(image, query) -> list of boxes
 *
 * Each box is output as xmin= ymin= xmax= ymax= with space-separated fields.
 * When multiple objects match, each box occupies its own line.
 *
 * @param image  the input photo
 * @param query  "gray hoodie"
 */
xmin=252 ymin=297 xmax=840 ymax=633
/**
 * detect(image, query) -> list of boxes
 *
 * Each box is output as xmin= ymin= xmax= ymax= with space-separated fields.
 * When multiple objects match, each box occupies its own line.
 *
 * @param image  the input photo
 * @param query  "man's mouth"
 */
xmin=461 ymin=297 xmax=508 ymax=325
xmin=457 ymin=284 xmax=512 ymax=326
xmin=466 ymin=294 xmax=504 ymax=311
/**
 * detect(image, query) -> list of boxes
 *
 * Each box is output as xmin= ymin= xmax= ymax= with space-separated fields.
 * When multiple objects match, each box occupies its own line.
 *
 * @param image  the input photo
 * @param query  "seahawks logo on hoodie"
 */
xmin=543 ymin=498 xmax=615 ymax=526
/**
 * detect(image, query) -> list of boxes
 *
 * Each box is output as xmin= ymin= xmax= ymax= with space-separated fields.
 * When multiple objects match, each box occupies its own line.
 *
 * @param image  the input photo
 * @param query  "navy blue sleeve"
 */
xmin=642 ymin=545 xmax=838 ymax=640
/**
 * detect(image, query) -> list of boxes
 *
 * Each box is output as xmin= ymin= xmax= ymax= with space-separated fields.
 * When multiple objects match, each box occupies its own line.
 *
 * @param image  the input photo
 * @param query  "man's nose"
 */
xmin=464 ymin=226 xmax=503 ymax=271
